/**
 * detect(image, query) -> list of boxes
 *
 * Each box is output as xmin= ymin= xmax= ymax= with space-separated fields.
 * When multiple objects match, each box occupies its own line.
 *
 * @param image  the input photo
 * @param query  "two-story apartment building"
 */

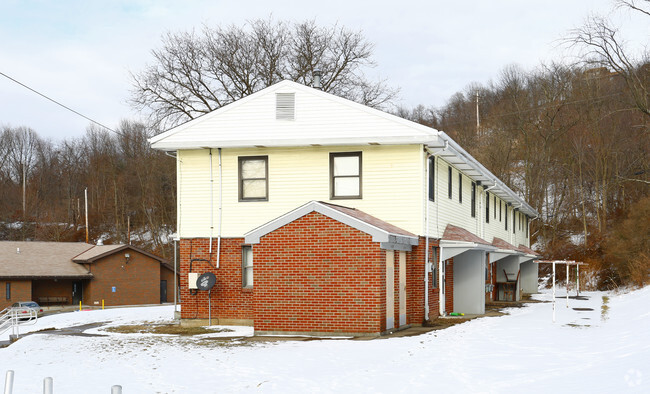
xmin=150 ymin=80 xmax=539 ymax=336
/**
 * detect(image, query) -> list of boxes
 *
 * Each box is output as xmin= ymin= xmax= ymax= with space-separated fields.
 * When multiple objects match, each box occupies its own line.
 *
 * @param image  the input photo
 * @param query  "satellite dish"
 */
xmin=196 ymin=272 xmax=216 ymax=291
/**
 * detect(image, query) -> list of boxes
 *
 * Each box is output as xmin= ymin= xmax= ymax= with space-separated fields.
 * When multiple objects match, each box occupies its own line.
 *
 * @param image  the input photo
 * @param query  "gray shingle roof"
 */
xmin=0 ymin=241 xmax=94 ymax=279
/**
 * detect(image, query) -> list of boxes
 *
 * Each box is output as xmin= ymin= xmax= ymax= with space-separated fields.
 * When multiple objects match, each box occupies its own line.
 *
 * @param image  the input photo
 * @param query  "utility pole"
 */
xmin=84 ymin=188 xmax=89 ymax=243
xmin=476 ymin=91 xmax=480 ymax=134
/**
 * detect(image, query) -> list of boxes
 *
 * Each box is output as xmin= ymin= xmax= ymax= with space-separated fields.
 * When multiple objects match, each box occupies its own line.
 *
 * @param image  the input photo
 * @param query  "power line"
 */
xmin=0 ymin=70 xmax=123 ymax=136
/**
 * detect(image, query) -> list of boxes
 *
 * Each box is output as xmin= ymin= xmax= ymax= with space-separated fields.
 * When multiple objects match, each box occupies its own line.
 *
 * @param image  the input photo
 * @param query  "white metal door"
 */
xmin=399 ymin=251 xmax=406 ymax=326
xmin=385 ymin=250 xmax=395 ymax=330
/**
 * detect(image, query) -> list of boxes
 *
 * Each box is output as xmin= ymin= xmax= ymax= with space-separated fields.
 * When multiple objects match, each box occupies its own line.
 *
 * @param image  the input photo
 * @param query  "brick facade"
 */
xmin=177 ymin=213 xmax=462 ymax=335
xmin=179 ymin=238 xmax=254 ymax=324
xmin=254 ymin=212 xmax=384 ymax=335
xmin=1 ymin=280 xmax=31 ymax=309
xmin=84 ymin=250 xmax=165 ymax=306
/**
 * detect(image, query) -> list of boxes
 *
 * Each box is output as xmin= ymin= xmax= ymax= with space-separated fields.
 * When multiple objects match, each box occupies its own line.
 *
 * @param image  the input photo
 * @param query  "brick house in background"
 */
xmin=150 ymin=80 xmax=540 ymax=336
xmin=0 ymin=241 xmax=176 ymax=310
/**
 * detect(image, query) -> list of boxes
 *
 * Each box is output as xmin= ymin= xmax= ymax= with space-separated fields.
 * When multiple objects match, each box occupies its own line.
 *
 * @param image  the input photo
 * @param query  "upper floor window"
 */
xmin=486 ymin=191 xmax=490 ymax=223
xmin=239 ymin=156 xmax=268 ymax=201
xmin=448 ymin=166 xmax=453 ymax=199
xmin=5 ymin=282 xmax=10 ymax=300
xmin=428 ymin=157 xmax=435 ymax=201
xmin=471 ymin=182 xmax=476 ymax=218
xmin=458 ymin=173 xmax=463 ymax=203
xmin=494 ymin=195 xmax=497 ymax=219
xmin=499 ymin=200 xmax=502 ymax=222
xmin=505 ymin=206 xmax=508 ymax=230
xmin=330 ymin=152 xmax=362 ymax=199
xmin=242 ymin=246 xmax=253 ymax=287
xmin=526 ymin=215 xmax=529 ymax=237
xmin=513 ymin=210 xmax=517 ymax=234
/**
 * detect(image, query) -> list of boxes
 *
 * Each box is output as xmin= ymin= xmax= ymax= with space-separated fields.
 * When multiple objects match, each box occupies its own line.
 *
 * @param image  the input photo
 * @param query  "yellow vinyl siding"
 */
xmin=178 ymin=145 xmax=423 ymax=237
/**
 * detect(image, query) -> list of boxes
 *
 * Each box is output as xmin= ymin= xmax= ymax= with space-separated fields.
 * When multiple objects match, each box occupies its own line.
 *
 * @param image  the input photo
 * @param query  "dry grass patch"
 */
xmin=105 ymin=323 xmax=233 ymax=336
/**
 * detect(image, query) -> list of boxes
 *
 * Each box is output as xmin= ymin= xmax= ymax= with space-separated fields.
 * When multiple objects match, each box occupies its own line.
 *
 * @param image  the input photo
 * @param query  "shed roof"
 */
xmin=244 ymin=201 xmax=419 ymax=251
xmin=442 ymin=224 xmax=491 ymax=245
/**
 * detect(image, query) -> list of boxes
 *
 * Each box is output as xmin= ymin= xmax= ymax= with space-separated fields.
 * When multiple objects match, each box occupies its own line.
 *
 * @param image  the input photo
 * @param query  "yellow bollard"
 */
xmin=79 ymin=301 xmax=82 ymax=311
xmin=102 ymin=299 xmax=104 ymax=310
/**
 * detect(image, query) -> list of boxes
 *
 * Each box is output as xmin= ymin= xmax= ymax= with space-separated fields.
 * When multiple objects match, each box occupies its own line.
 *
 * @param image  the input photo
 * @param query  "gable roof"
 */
xmin=149 ymin=79 xmax=538 ymax=218
xmin=149 ymin=80 xmax=440 ymax=150
xmin=0 ymin=241 xmax=173 ymax=279
xmin=0 ymin=241 xmax=94 ymax=279
xmin=244 ymin=201 xmax=419 ymax=251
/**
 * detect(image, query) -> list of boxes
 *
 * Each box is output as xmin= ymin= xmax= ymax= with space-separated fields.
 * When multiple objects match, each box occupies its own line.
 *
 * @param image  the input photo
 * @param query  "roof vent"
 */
xmin=97 ymin=239 xmax=104 ymax=246
xmin=276 ymin=93 xmax=295 ymax=120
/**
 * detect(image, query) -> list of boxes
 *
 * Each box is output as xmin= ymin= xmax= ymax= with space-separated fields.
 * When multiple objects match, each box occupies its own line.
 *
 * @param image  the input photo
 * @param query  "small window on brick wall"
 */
xmin=5 ymin=282 xmax=10 ymax=300
xmin=242 ymin=246 xmax=253 ymax=288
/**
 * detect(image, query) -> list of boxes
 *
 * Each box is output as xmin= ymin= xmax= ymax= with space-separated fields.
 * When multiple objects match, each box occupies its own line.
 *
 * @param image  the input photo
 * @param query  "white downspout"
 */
xmin=209 ymin=149 xmax=214 ymax=255
xmin=424 ymin=150 xmax=431 ymax=320
xmin=427 ymin=140 xmax=448 ymax=317
xmin=217 ymin=148 xmax=223 ymax=268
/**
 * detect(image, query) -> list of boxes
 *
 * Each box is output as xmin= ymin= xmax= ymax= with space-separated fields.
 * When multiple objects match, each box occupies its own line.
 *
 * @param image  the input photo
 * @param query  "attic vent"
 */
xmin=276 ymin=93 xmax=295 ymax=120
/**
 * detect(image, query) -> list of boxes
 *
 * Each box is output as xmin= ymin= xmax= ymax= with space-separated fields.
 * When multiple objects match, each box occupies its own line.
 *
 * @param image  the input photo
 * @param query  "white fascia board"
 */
xmin=152 ymin=135 xmax=434 ymax=151
xmin=244 ymin=201 xmax=419 ymax=247
xmin=428 ymin=134 xmax=538 ymax=217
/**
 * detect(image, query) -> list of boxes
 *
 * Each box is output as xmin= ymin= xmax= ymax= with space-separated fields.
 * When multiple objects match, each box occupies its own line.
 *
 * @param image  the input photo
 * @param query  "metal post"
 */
xmin=84 ymin=187 xmax=89 ymax=243
xmin=208 ymin=288 xmax=212 ymax=326
xmin=43 ymin=377 xmax=53 ymax=394
xmin=111 ymin=385 xmax=122 ymax=394
xmin=4 ymin=370 xmax=14 ymax=394
xmin=174 ymin=237 xmax=177 ymax=318
xmin=552 ymin=261 xmax=556 ymax=323
xmin=576 ymin=264 xmax=580 ymax=296
xmin=566 ymin=263 xmax=569 ymax=308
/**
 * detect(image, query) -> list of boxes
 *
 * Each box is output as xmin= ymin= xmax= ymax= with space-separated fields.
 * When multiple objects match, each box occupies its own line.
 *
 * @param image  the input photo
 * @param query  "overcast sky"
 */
xmin=0 ymin=0 xmax=647 ymax=141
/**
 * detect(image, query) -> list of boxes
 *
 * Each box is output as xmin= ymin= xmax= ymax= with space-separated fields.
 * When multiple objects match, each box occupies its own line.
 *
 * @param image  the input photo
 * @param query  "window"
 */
xmin=448 ymin=166 xmax=453 ymax=199
xmin=242 ymin=246 xmax=253 ymax=287
xmin=526 ymin=215 xmax=529 ymax=237
xmin=505 ymin=206 xmax=508 ymax=230
xmin=238 ymin=156 xmax=268 ymax=201
xmin=499 ymin=200 xmax=502 ymax=221
xmin=513 ymin=210 xmax=516 ymax=234
xmin=486 ymin=192 xmax=490 ymax=223
xmin=5 ymin=282 xmax=10 ymax=300
xmin=428 ymin=157 xmax=435 ymax=201
xmin=458 ymin=173 xmax=463 ymax=203
xmin=494 ymin=195 xmax=497 ymax=219
xmin=330 ymin=152 xmax=362 ymax=199
xmin=471 ymin=182 xmax=476 ymax=218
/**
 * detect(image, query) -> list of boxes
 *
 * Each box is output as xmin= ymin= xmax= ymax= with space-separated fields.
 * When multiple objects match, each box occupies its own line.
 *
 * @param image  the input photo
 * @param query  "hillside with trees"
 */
xmin=1 ymin=8 xmax=647 ymax=287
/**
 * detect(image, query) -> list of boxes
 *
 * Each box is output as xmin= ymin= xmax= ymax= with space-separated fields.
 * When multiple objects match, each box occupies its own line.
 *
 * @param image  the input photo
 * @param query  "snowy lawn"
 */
xmin=2 ymin=287 xmax=649 ymax=393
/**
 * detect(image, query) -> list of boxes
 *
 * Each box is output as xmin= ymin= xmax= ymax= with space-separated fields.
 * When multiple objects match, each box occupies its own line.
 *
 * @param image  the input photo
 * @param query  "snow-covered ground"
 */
xmin=2 ymin=287 xmax=649 ymax=393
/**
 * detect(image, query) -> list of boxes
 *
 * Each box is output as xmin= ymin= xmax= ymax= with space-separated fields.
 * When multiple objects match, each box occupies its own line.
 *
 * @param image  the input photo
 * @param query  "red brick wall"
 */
xmin=407 ymin=238 xmax=441 ymax=324
xmin=85 ymin=250 xmax=161 ymax=306
xmin=445 ymin=258 xmax=454 ymax=312
xmin=0 ymin=280 xmax=31 ymax=309
xmin=254 ymin=212 xmax=385 ymax=335
xmin=179 ymin=238 xmax=254 ymax=321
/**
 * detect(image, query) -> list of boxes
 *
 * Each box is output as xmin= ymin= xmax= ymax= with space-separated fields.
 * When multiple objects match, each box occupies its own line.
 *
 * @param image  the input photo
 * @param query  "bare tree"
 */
xmin=130 ymin=18 xmax=398 ymax=130
xmin=565 ymin=0 xmax=650 ymax=118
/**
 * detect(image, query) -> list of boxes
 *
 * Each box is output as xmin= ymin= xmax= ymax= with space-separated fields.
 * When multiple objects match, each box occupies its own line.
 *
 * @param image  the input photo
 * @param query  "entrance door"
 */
xmin=160 ymin=280 xmax=168 ymax=303
xmin=398 ymin=251 xmax=406 ymax=326
xmin=72 ymin=281 xmax=83 ymax=305
xmin=385 ymin=251 xmax=395 ymax=330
